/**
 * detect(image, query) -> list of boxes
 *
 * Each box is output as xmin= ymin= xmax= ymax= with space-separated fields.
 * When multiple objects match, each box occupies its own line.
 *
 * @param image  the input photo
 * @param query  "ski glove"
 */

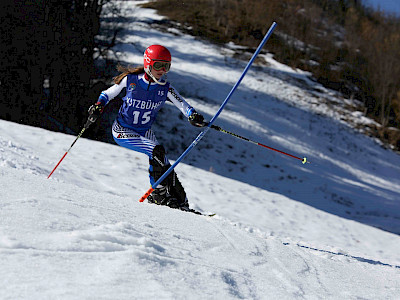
xmin=87 ymin=102 xmax=104 ymax=125
xmin=188 ymin=112 xmax=205 ymax=127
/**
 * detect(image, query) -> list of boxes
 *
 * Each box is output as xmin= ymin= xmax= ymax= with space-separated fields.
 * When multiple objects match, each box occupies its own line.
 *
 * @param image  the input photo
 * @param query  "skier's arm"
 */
xmin=87 ymin=77 xmax=127 ymax=124
xmin=167 ymin=85 xmax=205 ymax=127
xmin=167 ymin=85 xmax=195 ymax=117
xmin=97 ymin=76 xmax=127 ymax=106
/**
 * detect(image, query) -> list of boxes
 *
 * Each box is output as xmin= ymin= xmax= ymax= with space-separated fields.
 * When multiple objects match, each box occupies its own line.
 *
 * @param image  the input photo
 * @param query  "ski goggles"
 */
xmin=152 ymin=61 xmax=171 ymax=72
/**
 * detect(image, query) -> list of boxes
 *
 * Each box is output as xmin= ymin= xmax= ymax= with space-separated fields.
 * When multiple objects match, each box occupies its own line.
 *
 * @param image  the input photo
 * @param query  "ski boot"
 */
xmin=164 ymin=194 xmax=189 ymax=211
xmin=147 ymin=186 xmax=168 ymax=205
xmin=148 ymin=145 xmax=190 ymax=210
xmin=148 ymin=186 xmax=189 ymax=210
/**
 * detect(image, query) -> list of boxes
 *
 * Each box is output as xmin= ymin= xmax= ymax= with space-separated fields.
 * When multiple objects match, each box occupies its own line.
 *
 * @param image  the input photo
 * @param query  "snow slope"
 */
xmin=1 ymin=1 xmax=400 ymax=299
xmin=1 ymin=121 xmax=400 ymax=299
xmin=106 ymin=1 xmax=400 ymax=235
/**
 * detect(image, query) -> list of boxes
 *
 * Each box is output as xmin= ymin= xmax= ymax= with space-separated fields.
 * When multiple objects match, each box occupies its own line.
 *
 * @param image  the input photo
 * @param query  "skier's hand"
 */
xmin=86 ymin=102 xmax=105 ymax=127
xmin=188 ymin=112 xmax=205 ymax=127
xmin=88 ymin=102 xmax=104 ymax=117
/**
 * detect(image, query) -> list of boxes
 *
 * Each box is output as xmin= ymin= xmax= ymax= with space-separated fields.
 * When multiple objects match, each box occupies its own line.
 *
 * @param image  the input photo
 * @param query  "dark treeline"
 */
xmin=0 ymin=0 xmax=117 ymax=141
xmin=145 ymin=0 xmax=400 ymax=150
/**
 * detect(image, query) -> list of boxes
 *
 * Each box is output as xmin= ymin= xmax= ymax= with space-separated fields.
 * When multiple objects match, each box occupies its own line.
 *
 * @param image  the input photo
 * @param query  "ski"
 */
xmin=147 ymin=201 xmax=215 ymax=216
xmin=181 ymin=208 xmax=216 ymax=217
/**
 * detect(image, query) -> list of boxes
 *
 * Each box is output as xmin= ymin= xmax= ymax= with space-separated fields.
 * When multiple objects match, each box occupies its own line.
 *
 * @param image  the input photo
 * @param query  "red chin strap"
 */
xmin=144 ymin=72 xmax=152 ymax=82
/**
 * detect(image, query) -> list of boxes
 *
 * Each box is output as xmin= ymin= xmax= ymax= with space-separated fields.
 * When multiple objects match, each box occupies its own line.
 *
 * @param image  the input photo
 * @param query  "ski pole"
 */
xmin=47 ymin=112 xmax=98 ymax=179
xmin=139 ymin=22 xmax=277 ymax=202
xmin=209 ymin=124 xmax=309 ymax=164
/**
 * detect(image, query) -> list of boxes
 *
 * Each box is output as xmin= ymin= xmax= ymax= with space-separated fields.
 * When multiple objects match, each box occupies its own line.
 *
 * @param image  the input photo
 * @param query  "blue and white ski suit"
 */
xmin=97 ymin=73 xmax=197 ymax=185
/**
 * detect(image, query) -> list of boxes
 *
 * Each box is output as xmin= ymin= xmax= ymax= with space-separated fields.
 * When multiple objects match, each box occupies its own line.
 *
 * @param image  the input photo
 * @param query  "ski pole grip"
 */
xmin=210 ymin=125 xmax=221 ymax=131
xmin=84 ymin=118 xmax=93 ymax=129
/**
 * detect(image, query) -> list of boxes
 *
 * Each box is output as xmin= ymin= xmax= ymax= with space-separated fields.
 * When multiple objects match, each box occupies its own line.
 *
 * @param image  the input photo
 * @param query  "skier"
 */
xmin=88 ymin=45 xmax=205 ymax=210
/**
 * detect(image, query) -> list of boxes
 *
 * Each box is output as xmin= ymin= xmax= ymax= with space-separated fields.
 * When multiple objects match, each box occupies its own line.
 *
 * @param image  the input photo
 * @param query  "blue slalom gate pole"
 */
xmin=139 ymin=22 xmax=277 ymax=202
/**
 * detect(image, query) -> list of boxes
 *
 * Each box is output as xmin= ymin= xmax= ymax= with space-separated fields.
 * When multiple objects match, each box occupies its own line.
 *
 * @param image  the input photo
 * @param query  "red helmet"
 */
xmin=144 ymin=45 xmax=171 ymax=73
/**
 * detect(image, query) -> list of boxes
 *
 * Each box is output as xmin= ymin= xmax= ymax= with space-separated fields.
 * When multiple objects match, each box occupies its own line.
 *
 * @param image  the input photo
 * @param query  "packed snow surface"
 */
xmin=1 ymin=1 xmax=399 ymax=299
